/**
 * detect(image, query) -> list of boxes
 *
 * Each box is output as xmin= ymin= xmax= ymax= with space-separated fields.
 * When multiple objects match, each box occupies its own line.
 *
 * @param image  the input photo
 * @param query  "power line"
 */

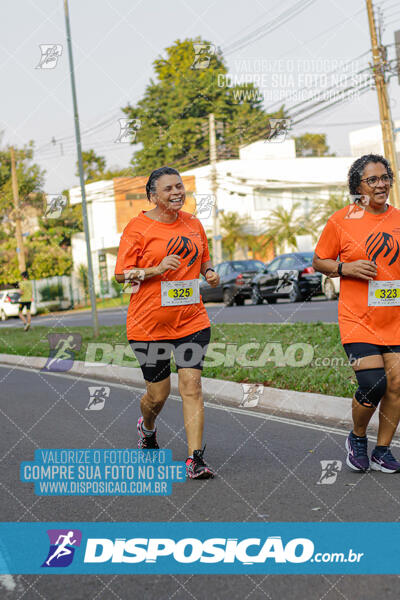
xmin=222 ymin=0 xmax=317 ymax=56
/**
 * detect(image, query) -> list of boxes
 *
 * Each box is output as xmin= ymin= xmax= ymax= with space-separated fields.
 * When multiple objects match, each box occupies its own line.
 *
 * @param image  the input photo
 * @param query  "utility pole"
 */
xmin=209 ymin=113 xmax=222 ymax=264
xmin=366 ymin=0 xmax=400 ymax=208
xmin=63 ymin=0 xmax=99 ymax=337
xmin=10 ymin=147 xmax=26 ymax=273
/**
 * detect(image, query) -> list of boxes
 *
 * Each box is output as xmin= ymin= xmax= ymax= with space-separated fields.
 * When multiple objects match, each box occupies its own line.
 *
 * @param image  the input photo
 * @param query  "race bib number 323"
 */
xmin=368 ymin=280 xmax=400 ymax=306
xmin=161 ymin=280 xmax=200 ymax=306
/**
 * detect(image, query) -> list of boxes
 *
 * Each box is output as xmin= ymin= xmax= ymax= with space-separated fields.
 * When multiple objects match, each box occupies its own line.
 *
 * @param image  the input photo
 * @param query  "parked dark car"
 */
xmin=250 ymin=252 xmax=322 ymax=304
xmin=200 ymin=259 xmax=266 ymax=306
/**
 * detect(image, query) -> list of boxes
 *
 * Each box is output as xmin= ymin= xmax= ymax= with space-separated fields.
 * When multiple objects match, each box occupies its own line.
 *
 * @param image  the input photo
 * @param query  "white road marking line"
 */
xmin=3 ymin=363 xmax=394 ymax=447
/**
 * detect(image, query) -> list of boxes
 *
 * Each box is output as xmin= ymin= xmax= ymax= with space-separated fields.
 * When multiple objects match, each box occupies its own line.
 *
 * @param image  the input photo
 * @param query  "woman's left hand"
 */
xmin=205 ymin=270 xmax=220 ymax=287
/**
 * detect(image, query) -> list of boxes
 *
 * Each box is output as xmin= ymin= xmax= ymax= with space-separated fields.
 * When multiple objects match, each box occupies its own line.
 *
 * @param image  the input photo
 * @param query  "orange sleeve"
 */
xmin=315 ymin=218 xmax=340 ymax=260
xmin=199 ymin=222 xmax=211 ymax=264
xmin=115 ymin=230 xmax=143 ymax=275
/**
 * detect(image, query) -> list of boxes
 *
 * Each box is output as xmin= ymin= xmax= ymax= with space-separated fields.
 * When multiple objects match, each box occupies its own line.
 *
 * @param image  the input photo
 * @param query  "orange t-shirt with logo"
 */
xmin=315 ymin=204 xmax=400 ymax=345
xmin=115 ymin=210 xmax=211 ymax=341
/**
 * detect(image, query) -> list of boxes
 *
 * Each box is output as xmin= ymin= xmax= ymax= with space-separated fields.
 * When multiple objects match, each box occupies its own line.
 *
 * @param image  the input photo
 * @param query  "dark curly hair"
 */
xmin=145 ymin=166 xmax=181 ymax=200
xmin=348 ymin=153 xmax=393 ymax=196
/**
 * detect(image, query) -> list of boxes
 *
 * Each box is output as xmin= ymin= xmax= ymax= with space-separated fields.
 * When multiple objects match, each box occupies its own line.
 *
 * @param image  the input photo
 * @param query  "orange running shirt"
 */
xmin=315 ymin=204 xmax=400 ymax=345
xmin=115 ymin=210 xmax=211 ymax=341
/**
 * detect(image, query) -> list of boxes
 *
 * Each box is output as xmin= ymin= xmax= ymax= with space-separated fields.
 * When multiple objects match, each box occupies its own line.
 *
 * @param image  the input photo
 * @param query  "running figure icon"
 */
xmin=45 ymin=531 xmax=77 ymax=566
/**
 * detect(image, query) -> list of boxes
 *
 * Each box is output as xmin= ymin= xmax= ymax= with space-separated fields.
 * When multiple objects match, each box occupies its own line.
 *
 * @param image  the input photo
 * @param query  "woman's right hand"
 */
xmin=157 ymin=254 xmax=181 ymax=274
xmin=342 ymin=260 xmax=377 ymax=280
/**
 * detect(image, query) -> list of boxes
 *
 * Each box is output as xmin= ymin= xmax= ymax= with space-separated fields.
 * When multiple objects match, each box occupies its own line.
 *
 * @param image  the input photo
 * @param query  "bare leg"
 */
xmin=18 ymin=310 xmax=26 ymax=325
xmin=140 ymin=377 xmax=170 ymax=430
xmin=178 ymin=368 xmax=204 ymax=456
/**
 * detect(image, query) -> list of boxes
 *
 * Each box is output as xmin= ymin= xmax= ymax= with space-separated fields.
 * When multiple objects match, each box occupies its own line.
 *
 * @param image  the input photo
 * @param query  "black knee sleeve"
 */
xmin=354 ymin=368 xmax=386 ymax=408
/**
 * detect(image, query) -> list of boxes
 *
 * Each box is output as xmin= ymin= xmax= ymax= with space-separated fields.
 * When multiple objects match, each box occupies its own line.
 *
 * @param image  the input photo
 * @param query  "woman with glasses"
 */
xmin=313 ymin=154 xmax=400 ymax=473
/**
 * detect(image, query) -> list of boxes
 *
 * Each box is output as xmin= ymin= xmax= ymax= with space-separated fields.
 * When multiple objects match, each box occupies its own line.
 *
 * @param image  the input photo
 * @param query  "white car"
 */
xmin=321 ymin=275 xmax=340 ymax=300
xmin=0 ymin=289 xmax=37 ymax=320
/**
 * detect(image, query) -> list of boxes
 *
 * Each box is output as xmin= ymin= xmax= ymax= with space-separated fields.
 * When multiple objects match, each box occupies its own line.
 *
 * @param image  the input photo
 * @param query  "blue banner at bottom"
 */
xmin=0 ymin=522 xmax=397 ymax=574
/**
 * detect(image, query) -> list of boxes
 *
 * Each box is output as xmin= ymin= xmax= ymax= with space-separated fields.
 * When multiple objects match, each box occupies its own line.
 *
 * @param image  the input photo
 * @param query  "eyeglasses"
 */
xmin=360 ymin=174 xmax=391 ymax=187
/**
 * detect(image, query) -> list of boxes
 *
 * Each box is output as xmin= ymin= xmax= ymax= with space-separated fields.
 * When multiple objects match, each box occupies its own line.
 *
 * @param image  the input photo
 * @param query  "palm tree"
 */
xmin=262 ymin=202 xmax=312 ymax=255
xmin=312 ymin=192 xmax=348 ymax=232
xmin=220 ymin=211 xmax=249 ymax=260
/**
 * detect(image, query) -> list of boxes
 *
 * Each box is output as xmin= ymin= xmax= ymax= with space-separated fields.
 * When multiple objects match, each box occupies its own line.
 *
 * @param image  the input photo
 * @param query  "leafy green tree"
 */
xmin=32 ymin=203 xmax=83 ymax=249
xmin=122 ymin=38 xmax=286 ymax=174
xmin=77 ymin=149 xmax=106 ymax=182
xmin=262 ymin=203 xmax=312 ymax=254
xmin=220 ymin=211 xmax=249 ymax=260
xmin=0 ymin=142 xmax=45 ymax=222
xmin=76 ymin=149 xmax=133 ymax=182
xmin=294 ymin=133 xmax=334 ymax=157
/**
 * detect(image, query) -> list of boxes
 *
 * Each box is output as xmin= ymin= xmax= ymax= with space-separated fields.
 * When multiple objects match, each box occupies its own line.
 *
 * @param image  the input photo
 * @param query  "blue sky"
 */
xmin=1 ymin=0 xmax=400 ymax=192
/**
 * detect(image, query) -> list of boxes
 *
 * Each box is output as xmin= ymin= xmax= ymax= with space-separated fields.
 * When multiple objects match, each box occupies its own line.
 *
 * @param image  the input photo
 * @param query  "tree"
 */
xmin=32 ymin=202 xmax=83 ymax=248
xmin=0 ymin=141 xmax=45 ymax=222
xmin=311 ymin=192 xmax=348 ymax=233
xmin=294 ymin=133 xmax=334 ymax=157
xmin=262 ymin=203 xmax=312 ymax=254
xmin=122 ymin=38 xmax=286 ymax=174
xmin=0 ymin=142 xmax=81 ymax=285
xmin=77 ymin=150 xmax=106 ymax=182
xmin=76 ymin=149 xmax=133 ymax=182
xmin=220 ymin=211 xmax=249 ymax=260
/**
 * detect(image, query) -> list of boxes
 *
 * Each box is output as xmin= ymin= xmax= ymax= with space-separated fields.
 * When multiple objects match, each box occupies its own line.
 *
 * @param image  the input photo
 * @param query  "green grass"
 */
xmin=0 ymin=323 xmax=356 ymax=398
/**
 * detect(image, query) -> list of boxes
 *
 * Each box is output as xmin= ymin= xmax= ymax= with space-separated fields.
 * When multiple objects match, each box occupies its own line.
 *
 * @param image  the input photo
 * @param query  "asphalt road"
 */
xmin=0 ymin=298 xmax=338 ymax=329
xmin=1 ymin=365 xmax=400 ymax=599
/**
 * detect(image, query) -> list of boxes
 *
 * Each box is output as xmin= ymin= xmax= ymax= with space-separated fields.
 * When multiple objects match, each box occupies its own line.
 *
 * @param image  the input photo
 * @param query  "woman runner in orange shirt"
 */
xmin=314 ymin=154 xmax=400 ymax=473
xmin=115 ymin=167 xmax=220 ymax=479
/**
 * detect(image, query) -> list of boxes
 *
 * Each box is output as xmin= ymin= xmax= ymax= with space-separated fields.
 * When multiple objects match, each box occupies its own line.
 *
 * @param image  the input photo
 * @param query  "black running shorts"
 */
xmin=19 ymin=301 xmax=31 ymax=310
xmin=343 ymin=342 xmax=400 ymax=363
xmin=129 ymin=327 xmax=211 ymax=383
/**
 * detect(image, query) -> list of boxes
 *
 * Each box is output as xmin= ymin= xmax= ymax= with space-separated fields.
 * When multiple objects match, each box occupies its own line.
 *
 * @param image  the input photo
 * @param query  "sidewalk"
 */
xmin=0 ymin=352 xmax=380 ymax=428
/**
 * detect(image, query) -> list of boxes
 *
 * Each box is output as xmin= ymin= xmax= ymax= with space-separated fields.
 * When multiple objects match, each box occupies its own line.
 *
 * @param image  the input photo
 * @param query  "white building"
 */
xmin=183 ymin=139 xmax=353 ymax=236
xmin=349 ymin=121 xmax=400 ymax=158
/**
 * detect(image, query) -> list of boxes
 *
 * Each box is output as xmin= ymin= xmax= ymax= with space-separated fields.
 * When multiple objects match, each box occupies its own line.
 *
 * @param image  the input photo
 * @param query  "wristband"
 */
xmin=205 ymin=268 xmax=215 ymax=275
xmin=338 ymin=262 xmax=344 ymax=276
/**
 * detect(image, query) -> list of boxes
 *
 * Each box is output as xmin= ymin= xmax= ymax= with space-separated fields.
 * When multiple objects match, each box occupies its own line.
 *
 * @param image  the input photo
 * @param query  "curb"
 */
xmin=0 ymin=353 xmax=378 ymax=427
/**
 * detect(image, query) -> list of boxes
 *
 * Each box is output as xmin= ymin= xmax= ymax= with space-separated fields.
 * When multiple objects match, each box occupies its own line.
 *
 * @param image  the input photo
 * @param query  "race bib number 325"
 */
xmin=368 ymin=280 xmax=400 ymax=306
xmin=161 ymin=280 xmax=200 ymax=306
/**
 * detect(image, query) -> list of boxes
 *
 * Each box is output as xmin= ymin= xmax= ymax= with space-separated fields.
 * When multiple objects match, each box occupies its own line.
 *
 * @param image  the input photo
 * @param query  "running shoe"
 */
xmin=185 ymin=446 xmax=214 ymax=479
xmin=371 ymin=447 xmax=400 ymax=473
xmin=137 ymin=416 xmax=159 ymax=449
xmin=345 ymin=431 xmax=369 ymax=472
xmin=24 ymin=322 xmax=30 ymax=331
